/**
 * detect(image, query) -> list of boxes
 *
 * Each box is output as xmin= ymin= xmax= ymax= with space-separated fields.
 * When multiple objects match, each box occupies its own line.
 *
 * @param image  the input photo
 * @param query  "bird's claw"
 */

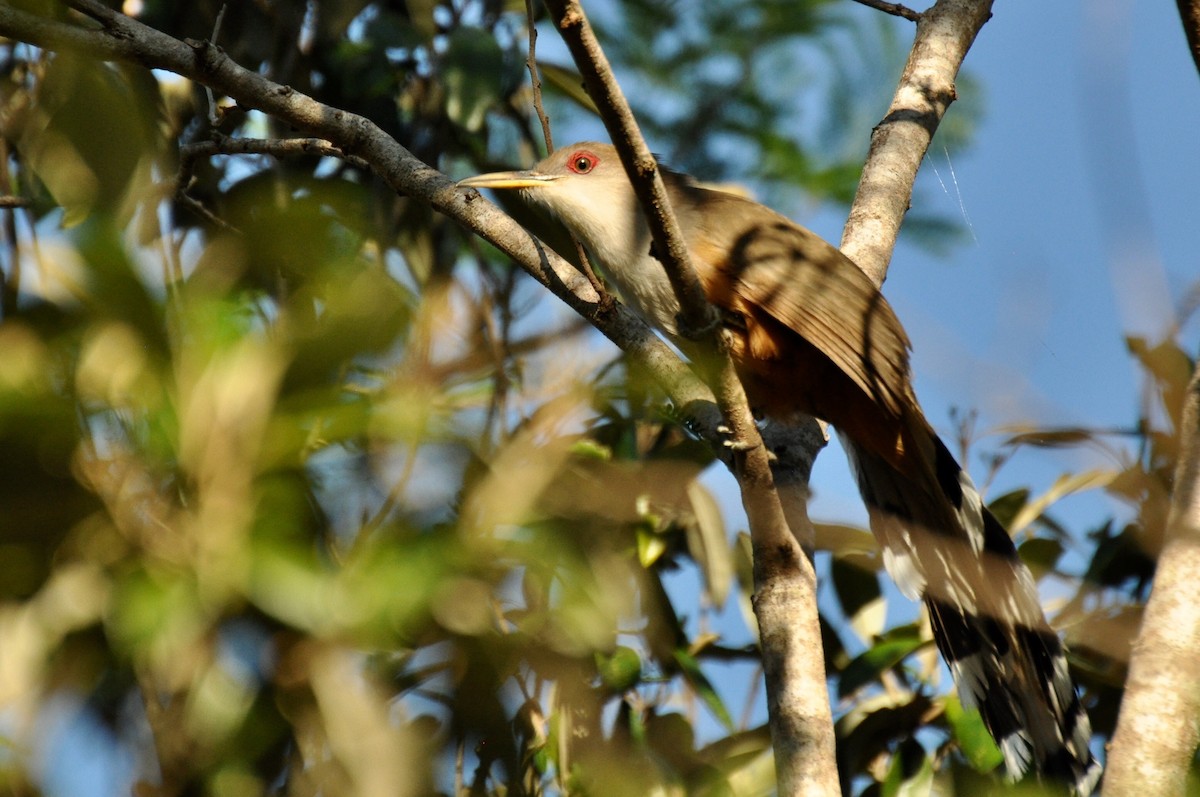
xmin=715 ymin=423 xmax=777 ymax=461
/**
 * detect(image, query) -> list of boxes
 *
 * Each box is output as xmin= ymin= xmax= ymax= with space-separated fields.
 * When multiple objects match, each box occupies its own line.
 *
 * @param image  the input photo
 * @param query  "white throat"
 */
xmin=523 ymin=179 xmax=685 ymax=339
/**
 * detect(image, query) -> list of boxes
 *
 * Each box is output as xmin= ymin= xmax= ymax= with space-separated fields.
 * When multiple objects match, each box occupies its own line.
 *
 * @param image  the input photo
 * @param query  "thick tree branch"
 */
xmin=840 ymin=0 xmax=995 ymax=286
xmin=1106 ymin=360 xmax=1200 ymax=794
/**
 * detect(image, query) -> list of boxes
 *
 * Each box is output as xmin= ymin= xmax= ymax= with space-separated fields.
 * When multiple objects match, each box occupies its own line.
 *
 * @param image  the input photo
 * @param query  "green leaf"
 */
xmin=636 ymin=527 xmax=669 ymax=567
xmin=1001 ymin=427 xmax=1100 ymax=449
xmin=1017 ymin=536 xmax=1064 ymax=580
xmin=942 ymin=695 xmax=1004 ymax=772
xmin=673 ymin=649 xmax=734 ymax=731
xmin=569 ymin=439 xmax=613 ymax=461
xmin=596 ymin=646 xmax=643 ymax=692
xmin=403 ymin=0 xmax=439 ymax=39
xmin=17 ymin=55 xmax=161 ymax=224
xmin=985 ymin=488 xmax=1029 ymax=529
xmin=838 ymin=627 xmax=929 ymax=699
xmin=881 ymin=738 xmax=935 ymax=797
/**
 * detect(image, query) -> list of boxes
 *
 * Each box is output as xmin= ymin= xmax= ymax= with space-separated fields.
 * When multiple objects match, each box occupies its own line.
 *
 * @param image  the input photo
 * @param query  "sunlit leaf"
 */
xmin=1127 ymin=336 xmax=1194 ymax=428
xmin=596 ymin=646 xmax=643 ymax=692
xmin=941 ymin=695 xmax=1004 ymax=772
xmin=813 ymin=522 xmax=879 ymax=561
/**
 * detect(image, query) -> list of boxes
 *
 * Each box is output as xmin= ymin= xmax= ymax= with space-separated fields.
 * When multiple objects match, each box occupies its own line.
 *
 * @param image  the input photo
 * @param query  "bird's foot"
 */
xmin=716 ymin=424 xmax=777 ymax=461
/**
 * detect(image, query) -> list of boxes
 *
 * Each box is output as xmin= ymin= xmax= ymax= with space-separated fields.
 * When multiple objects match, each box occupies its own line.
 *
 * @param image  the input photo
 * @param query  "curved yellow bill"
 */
xmin=456 ymin=170 xmax=560 ymax=190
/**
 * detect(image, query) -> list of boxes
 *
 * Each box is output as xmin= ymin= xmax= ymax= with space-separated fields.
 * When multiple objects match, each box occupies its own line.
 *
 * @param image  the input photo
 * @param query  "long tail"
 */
xmin=838 ymin=424 xmax=1101 ymax=795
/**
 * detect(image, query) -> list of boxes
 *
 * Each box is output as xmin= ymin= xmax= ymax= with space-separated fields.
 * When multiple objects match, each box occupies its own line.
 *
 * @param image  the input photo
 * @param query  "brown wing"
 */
xmin=680 ymin=185 xmax=920 ymax=462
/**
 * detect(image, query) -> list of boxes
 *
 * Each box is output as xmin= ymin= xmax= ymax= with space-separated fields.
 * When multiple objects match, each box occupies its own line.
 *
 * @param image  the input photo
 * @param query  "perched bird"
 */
xmin=459 ymin=142 xmax=1100 ymax=794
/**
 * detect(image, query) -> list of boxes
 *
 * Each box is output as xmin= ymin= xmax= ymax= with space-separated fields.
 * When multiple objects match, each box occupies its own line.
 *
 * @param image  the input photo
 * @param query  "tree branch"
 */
xmin=1106 ymin=359 xmax=1200 ymax=793
xmin=540 ymin=2 xmax=838 ymax=794
xmin=851 ymin=0 xmax=922 ymax=23
xmin=179 ymin=136 xmax=369 ymax=168
xmin=840 ymin=0 xmax=995 ymax=286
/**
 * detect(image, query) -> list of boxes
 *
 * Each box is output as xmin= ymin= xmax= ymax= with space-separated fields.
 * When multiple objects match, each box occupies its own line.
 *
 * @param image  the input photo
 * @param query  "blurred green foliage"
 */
xmin=0 ymin=1 xmax=1191 ymax=796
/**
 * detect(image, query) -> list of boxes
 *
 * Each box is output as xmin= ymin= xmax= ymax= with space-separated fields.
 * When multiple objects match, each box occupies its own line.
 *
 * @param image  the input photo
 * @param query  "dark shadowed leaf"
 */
xmin=831 ymin=554 xmax=884 ymax=642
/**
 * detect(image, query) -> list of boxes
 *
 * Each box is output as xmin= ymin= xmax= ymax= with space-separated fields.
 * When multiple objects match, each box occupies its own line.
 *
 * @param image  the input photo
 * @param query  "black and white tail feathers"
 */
xmin=839 ymin=426 xmax=1101 ymax=796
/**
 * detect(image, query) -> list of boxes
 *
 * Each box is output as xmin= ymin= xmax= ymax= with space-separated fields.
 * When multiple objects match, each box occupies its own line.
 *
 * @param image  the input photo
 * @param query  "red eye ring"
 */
xmin=567 ymin=150 xmax=599 ymax=174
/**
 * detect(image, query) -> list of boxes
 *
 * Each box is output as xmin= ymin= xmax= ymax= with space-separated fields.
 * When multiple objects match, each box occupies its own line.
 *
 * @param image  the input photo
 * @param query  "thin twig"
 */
xmin=202 ymin=5 xmax=228 ymax=125
xmin=180 ymin=135 xmax=370 ymax=169
xmin=523 ymin=0 xmax=609 ymax=300
xmin=0 ymin=196 xmax=30 ymax=208
xmin=524 ymin=0 xmax=553 ymax=150
xmin=851 ymin=0 xmax=922 ymax=23
xmin=175 ymin=136 xmax=370 ymax=228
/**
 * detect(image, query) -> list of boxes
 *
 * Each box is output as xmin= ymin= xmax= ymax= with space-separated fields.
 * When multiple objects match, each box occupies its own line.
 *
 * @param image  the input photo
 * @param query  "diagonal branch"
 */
xmin=539 ymin=2 xmax=838 ymax=794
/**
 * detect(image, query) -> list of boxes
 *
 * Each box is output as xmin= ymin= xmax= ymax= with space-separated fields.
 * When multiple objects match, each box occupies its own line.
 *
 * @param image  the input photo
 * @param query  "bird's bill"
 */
xmin=456 ymin=170 xmax=559 ymax=190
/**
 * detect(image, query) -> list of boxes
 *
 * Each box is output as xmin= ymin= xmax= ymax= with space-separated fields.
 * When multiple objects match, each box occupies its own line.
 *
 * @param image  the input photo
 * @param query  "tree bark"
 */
xmin=1106 ymin=361 xmax=1200 ymax=795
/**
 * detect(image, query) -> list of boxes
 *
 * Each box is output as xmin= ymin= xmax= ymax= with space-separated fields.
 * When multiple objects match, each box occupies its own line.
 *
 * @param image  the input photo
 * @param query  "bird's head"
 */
xmin=458 ymin=142 xmax=647 ymax=269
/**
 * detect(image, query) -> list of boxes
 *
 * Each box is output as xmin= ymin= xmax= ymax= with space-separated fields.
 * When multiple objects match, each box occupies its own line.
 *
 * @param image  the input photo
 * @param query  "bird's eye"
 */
xmin=568 ymin=151 xmax=597 ymax=174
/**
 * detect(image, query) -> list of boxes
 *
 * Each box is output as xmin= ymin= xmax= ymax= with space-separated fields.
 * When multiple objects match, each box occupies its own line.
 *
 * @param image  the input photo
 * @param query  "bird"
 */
xmin=458 ymin=142 xmax=1101 ymax=794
